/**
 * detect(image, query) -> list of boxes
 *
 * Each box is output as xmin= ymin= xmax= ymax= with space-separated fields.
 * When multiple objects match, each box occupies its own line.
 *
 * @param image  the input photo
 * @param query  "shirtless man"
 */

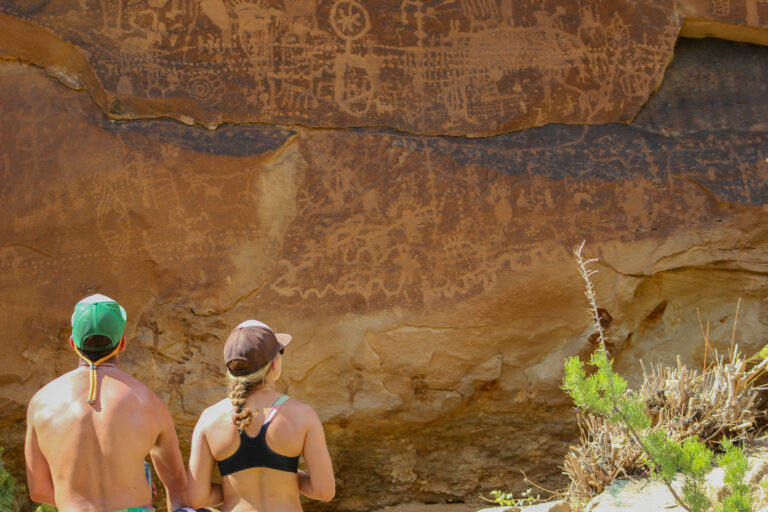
xmin=25 ymin=294 xmax=188 ymax=512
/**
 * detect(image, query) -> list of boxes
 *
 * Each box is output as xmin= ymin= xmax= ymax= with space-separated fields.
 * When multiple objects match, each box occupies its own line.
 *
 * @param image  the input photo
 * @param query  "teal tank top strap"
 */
xmin=272 ymin=394 xmax=290 ymax=406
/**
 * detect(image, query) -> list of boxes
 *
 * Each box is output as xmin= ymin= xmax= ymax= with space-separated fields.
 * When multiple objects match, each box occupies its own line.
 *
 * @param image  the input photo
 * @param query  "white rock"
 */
xmin=586 ymin=478 xmax=686 ymax=512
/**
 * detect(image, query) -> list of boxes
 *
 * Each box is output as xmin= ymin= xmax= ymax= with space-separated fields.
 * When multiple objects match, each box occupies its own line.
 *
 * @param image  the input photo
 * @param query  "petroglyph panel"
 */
xmin=0 ymin=0 xmax=681 ymax=134
xmin=2 ymin=41 xmax=768 ymax=318
xmin=265 ymin=126 xmax=768 ymax=311
xmin=1 ymin=36 xmax=768 ymax=510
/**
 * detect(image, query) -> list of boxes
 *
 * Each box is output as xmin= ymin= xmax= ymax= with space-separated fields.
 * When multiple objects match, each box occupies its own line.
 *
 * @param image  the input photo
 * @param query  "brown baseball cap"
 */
xmin=223 ymin=320 xmax=292 ymax=376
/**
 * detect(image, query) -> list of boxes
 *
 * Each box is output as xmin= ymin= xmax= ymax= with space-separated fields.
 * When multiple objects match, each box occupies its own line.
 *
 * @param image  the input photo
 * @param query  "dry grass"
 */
xmin=563 ymin=414 xmax=645 ymax=499
xmin=640 ymin=350 xmax=767 ymax=447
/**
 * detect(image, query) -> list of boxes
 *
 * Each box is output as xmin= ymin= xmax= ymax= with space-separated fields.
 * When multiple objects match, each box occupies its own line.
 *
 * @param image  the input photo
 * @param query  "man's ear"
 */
xmin=118 ymin=336 xmax=126 ymax=352
xmin=70 ymin=336 xmax=75 ymax=349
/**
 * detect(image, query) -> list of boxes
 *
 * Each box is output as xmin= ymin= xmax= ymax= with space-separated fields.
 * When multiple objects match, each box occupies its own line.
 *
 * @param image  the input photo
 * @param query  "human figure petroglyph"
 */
xmin=93 ymin=172 xmax=133 ymax=258
xmin=330 ymin=0 xmax=374 ymax=115
xmin=487 ymin=182 xmax=514 ymax=225
xmin=123 ymin=1 xmax=168 ymax=42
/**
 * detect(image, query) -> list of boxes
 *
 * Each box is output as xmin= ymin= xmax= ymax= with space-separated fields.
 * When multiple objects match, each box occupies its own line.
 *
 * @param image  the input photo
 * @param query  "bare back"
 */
xmin=27 ymin=366 xmax=164 ymax=511
xmin=198 ymin=391 xmax=314 ymax=512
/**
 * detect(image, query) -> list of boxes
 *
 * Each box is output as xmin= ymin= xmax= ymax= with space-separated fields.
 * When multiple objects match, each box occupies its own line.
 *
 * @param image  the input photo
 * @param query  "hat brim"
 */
xmin=276 ymin=333 xmax=292 ymax=347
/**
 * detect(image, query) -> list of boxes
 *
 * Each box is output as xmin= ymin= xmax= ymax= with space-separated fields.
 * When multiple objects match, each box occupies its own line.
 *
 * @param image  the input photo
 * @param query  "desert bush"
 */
xmin=562 ymin=413 xmax=645 ymax=498
xmin=562 ymin=242 xmax=763 ymax=511
xmin=0 ymin=447 xmax=18 ymax=511
xmin=0 ymin=447 xmax=58 ymax=512
xmin=640 ymin=352 xmax=766 ymax=448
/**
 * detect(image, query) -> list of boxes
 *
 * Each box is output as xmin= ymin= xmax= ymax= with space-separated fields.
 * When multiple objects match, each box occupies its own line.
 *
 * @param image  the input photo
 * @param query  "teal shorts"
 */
xmin=112 ymin=507 xmax=154 ymax=512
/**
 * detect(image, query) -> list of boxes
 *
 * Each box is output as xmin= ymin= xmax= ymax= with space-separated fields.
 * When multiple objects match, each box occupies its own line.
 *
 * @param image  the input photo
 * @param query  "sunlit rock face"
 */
xmin=0 ymin=1 xmax=767 ymax=510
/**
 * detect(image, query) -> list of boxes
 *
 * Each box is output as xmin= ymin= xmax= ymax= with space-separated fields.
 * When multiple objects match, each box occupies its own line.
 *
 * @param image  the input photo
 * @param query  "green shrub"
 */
xmin=715 ymin=440 xmax=752 ymax=512
xmin=0 ymin=447 xmax=58 ymax=512
xmin=563 ymin=242 xmax=757 ymax=512
xmin=0 ymin=447 xmax=18 ymax=511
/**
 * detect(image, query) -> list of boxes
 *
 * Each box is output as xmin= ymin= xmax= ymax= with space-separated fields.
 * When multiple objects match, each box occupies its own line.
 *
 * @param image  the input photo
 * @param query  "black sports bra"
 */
xmin=217 ymin=395 xmax=300 ymax=475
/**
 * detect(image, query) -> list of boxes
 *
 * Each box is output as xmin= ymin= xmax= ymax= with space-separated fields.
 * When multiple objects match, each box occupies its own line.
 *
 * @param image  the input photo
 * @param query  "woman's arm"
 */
xmin=298 ymin=409 xmax=335 ymax=502
xmin=149 ymin=397 xmax=188 ymax=511
xmin=187 ymin=415 xmax=223 ymax=508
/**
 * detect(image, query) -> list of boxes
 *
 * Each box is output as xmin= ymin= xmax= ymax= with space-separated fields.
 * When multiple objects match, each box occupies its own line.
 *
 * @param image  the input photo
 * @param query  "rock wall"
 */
xmin=1 ymin=1 xmax=767 ymax=510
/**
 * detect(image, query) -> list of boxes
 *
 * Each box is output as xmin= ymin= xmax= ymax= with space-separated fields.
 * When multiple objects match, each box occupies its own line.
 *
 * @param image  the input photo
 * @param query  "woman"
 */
xmin=187 ymin=320 xmax=335 ymax=511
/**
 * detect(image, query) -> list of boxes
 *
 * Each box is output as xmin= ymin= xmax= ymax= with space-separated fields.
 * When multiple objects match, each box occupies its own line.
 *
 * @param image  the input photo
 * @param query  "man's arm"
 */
xmin=24 ymin=399 xmax=55 ymax=505
xmin=298 ymin=408 xmax=335 ymax=502
xmin=149 ymin=396 xmax=188 ymax=511
xmin=187 ymin=412 xmax=223 ymax=508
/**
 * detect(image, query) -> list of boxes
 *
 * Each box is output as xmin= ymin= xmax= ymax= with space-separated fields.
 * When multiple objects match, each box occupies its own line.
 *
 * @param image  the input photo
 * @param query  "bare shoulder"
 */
xmin=115 ymin=369 xmax=156 ymax=393
xmin=113 ymin=369 xmax=168 ymax=408
xmin=28 ymin=370 xmax=78 ymax=411
xmin=196 ymin=398 xmax=233 ymax=429
xmin=283 ymin=397 xmax=321 ymax=427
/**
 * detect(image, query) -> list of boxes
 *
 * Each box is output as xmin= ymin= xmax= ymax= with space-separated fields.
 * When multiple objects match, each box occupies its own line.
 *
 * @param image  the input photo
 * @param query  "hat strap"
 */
xmin=74 ymin=344 xmax=121 ymax=404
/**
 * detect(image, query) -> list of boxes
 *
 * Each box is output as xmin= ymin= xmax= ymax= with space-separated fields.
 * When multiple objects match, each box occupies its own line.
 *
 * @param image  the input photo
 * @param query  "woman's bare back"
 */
xmin=200 ymin=390 xmax=313 ymax=512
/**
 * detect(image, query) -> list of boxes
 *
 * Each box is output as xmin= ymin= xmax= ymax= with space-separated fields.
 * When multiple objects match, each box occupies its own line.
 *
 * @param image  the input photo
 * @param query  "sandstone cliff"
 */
xmin=0 ymin=1 xmax=767 ymax=510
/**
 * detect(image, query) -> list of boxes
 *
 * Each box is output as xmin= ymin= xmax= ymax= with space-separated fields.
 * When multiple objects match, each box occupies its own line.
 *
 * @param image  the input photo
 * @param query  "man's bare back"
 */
xmin=25 ymin=294 xmax=187 ymax=512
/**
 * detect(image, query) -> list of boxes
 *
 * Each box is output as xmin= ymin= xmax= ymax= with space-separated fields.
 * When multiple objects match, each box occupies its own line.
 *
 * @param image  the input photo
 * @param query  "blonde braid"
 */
xmin=226 ymin=362 xmax=271 ymax=432
xmin=229 ymin=379 xmax=255 ymax=432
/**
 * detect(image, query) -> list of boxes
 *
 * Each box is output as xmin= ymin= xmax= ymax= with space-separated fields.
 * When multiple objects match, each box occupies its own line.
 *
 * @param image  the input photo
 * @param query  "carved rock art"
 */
xmin=0 ymin=0 xmax=688 ymax=135
xmin=1 ymin=0 xmax=768 ymax=509
xmin=2 ymin=2 xmax=766 ymax=135
xmin=1 ymin=35 xmax=768 ymax=508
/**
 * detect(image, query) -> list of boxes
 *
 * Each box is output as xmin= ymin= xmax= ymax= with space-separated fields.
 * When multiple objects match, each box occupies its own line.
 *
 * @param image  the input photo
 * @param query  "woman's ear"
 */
xmin=70 ymin=336 xmax=75 ymax=349
xmin=118 ymin=336 xmax=126 ymax=352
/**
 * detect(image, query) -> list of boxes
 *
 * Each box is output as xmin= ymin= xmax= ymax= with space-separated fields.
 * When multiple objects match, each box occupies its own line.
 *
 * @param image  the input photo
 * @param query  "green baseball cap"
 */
xmin=71 ymin=294 xmax=127 ymax=350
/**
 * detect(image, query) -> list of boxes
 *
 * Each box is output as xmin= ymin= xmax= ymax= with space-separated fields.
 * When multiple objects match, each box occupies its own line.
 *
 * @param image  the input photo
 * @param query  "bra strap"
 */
xmin=264 ymin=395 xmax=290 ymax=424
